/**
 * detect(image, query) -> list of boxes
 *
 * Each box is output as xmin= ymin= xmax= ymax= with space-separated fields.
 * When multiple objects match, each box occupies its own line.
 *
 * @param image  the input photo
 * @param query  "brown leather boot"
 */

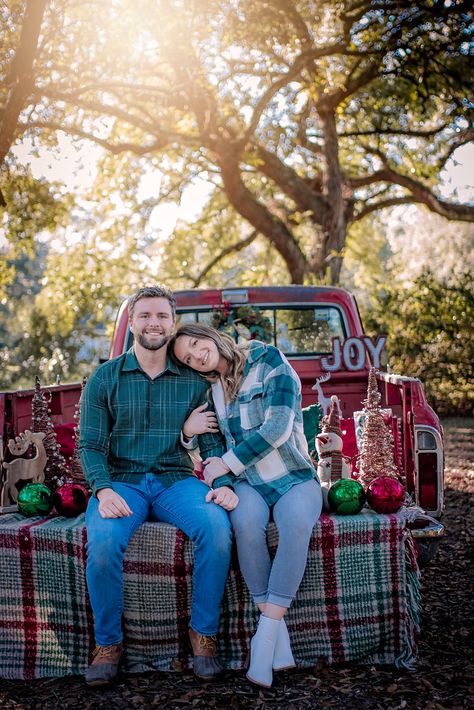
xmin=85 ymin=643 xmax=123 ymax=686
xmin=188 ymin=628 xmax=224 ymax=680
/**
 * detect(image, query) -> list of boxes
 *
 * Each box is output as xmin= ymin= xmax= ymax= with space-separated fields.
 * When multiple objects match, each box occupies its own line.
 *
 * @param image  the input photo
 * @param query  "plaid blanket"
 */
xmin=0 ymin=511 xmax=420 ymax=679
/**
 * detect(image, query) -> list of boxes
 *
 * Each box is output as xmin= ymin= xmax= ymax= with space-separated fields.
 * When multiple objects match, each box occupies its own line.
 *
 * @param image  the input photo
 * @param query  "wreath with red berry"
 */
xmin=211 ymin=302 xmax=273 ymax=342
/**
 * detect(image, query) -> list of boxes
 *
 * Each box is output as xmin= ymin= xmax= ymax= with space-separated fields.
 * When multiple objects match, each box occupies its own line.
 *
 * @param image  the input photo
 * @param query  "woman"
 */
xmin=170 ymin=323 xmax=322 ymax=688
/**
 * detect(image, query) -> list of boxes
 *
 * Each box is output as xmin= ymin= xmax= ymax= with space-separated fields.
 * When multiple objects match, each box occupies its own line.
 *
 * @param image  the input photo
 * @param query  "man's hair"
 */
xmin=127 ymin=285 xmax=177 ymax=320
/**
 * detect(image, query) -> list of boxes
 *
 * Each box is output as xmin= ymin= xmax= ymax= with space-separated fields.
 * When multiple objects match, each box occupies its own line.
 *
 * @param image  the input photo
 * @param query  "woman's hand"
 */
xmin=183 ymin=402 xmax=219 ymax=438
xmin=202 ymin=456 xmax=231 ymax=486
xmin=205 ymin=486 xmax=239 ymax=511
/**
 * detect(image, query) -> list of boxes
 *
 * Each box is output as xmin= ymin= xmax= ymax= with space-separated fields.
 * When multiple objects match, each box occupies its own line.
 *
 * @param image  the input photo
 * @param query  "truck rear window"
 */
xmin=176 ymin=306 xmax=345 ymax=356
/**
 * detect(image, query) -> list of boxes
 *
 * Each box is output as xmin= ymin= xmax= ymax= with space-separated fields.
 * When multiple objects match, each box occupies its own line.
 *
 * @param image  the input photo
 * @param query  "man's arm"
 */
xmin=78 ymin=371 xmax=114 ymax=496
xmin=181 ymin=388 xmax=237 ymax=489
xmin=195 ymin=397 xmax=225 ymax=459
xmin=195 ymin=398 xmax=239 ymax=488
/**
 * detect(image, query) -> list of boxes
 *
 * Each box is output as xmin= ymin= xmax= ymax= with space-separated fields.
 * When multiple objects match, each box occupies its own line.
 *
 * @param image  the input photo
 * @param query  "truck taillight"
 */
xmin=415 ymin=426 xmax=444 ymax=517
xmin=418 ymin=452 xmax=437 ymax=510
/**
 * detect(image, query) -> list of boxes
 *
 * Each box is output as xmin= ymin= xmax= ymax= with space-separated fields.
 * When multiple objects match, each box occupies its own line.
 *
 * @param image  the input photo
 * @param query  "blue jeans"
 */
xmin=230 ymin=479 xmax=322 ymax=608
xmin=85 ymin=475 xmax=232 ymax=646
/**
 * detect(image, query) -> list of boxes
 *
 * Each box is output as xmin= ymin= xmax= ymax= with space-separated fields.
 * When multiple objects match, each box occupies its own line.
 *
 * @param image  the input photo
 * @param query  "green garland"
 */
xmin=211 ymin=303 xmax=273 ymax=342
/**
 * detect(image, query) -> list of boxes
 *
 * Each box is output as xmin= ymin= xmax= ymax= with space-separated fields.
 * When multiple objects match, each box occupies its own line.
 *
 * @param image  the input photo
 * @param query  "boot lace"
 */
xmin=93 ymin=644 xmax=121 ymax=661
xmin=198 ymin=635 xmax=217 ymax=651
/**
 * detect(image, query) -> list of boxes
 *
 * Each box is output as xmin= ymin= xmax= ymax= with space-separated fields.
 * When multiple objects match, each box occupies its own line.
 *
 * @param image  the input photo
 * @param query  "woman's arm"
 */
xmin=222 ymin=352 xmax=302 ymax=474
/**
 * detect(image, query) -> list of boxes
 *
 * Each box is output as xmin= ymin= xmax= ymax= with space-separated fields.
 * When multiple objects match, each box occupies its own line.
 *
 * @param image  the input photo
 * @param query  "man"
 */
xmin=79 ymin=285 xmax=238 ymax=686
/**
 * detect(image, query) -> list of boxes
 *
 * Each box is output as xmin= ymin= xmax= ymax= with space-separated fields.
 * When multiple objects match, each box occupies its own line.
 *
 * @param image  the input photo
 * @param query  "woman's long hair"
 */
xmin=169 ymin=323 xmax=247 ymax=401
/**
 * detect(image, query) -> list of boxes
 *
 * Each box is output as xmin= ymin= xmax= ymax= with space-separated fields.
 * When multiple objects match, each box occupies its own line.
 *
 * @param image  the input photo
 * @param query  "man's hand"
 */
xmin=183 ymin=402 xmax=219 ymax=438
xmin=205 ymin=486 xmax=239 ymax=511
xmin=202 ymin=456 xmax=231 ymax=486
xmin=97 ymin=488 xmax=133 ymax=518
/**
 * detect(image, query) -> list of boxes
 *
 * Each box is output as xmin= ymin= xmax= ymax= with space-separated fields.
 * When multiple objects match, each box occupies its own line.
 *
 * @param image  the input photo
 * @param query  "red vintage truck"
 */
xmin=0 ymin=285 xmax=444 ymax=561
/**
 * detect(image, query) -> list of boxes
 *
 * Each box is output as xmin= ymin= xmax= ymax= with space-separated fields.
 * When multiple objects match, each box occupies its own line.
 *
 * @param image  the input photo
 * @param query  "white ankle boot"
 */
xmin=247 ymin=615 xmax=280 ymax=688
xmin=273 ymin=618 xmax=296 ymax=671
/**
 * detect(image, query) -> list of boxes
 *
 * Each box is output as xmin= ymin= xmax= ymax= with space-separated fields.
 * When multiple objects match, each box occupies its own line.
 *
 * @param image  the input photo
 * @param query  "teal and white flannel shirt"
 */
xmin=79 ymin=348 xmax=225 ymax=496
xmin=212 ymin=341 xmax=319 ymax=505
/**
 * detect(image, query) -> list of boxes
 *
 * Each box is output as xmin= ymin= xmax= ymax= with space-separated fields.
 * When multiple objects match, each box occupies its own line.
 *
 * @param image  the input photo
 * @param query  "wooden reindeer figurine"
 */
xmin=1 ymin=431 xmax=47 ymax=506
xmin=312 ymin=373 xmax=343 ymax=418
xmin=316 ymin=396 xmax=351 ymax=510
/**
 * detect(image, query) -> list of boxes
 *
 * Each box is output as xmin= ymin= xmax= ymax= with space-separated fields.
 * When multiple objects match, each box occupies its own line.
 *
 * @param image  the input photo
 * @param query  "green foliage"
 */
xmin=158 ymin=189 xmax=290 ymax=287
xmin=211 ymin=304 xmax=273 ymax=342
xmin=364 ymin=270 xmax=474 ymax=416
xmin=0 ymin=203 xmax=158 ymax=389
xmin=341 ymin=215 xmax=393 ymax=305
xmin=0 ymin=165 xmax=72 ymax=297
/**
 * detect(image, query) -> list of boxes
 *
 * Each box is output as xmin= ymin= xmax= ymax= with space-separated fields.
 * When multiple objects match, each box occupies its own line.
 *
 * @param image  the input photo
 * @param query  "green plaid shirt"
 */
xmin=79 ymin=348 xmax=224 ymax=495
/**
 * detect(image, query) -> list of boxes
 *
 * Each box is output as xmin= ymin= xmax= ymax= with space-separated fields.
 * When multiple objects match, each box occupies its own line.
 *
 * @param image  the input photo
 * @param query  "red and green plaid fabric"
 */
xmin=0 ymin=510 xmax=420 ymax=679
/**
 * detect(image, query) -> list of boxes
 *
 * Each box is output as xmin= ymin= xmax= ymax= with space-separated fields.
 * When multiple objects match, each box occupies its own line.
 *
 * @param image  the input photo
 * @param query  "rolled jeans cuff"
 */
xmin=265 ymin=591 xmax=294 ymax=608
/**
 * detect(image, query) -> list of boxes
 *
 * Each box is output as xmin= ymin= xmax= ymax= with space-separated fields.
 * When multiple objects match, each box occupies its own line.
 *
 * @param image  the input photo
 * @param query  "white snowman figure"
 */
xmin=316 ymin=395 xmax=352 ymax=510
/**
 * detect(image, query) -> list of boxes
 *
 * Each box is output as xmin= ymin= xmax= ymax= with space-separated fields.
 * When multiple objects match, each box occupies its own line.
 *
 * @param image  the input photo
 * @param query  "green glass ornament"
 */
xmin=328 ymin=479 xmax=366 ymax=515
xmin=17 ymin=483 xmax=53 ymax=517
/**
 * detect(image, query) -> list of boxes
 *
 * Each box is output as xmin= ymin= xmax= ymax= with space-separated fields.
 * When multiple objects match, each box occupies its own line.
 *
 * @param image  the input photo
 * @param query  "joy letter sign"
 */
xmin=321 ymin=336 xmax=387 ymax=372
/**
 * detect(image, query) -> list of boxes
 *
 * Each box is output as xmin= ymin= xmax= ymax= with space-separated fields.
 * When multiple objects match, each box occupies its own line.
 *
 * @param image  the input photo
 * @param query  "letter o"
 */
xmin=343 ymin=338 xmax=366 ymax=371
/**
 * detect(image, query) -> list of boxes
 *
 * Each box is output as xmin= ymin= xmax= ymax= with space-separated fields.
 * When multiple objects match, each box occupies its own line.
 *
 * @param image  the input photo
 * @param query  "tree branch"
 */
xmin=218 ymin=158 xmax=308 ymax=283
xmin=360 ymin=145 xmax=474 ymax=222
xmin=191 ymin=231 xmax=259 ymax=286
xmin=254 ymin=144 xmax=328 ymax=222
xmin=317 ymin=60 xmax=382 ymax=110
xmin=39 ymin=80 xmax=173 ymax=99
xmin=241 ymin=40 xmax=348 ymax=145
xmin=387 ymin=172 xmax=474 ymax=222
xmin=17 ymin=121 xmax=175 ymax=155
xmin=347 ymin=170 xmax=391 ymax=188
xmin=353 ymin=196 xmax=422 ymax=221
xmin=340 ymin=123 xmax=449 ymax=138
xmin=0 ymin=0 xmax=48 ymax=167
xmin=35 ymin=89 xmax=160 ymax=135
xmin=240 ymin=60 xmax=305 ymax=145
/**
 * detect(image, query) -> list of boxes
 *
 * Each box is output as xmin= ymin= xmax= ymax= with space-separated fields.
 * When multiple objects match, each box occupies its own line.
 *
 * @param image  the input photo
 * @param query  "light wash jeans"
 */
xmin=230 ymin=479 xmax=322 ymax=608
xmin=85 ymin=474 xmax=232 ymax=646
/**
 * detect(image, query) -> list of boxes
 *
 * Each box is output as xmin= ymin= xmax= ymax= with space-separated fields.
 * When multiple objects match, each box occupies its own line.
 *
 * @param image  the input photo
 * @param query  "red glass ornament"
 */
xmin=52 ymin=482 xmax=90 ymax=517
xmin=366 ymin=475 xmax=405 ymax=514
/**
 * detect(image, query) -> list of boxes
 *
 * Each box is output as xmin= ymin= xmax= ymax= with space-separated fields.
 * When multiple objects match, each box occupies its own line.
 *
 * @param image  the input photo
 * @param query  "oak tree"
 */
xmin=2 ymin=0 xmax=473 ymax=283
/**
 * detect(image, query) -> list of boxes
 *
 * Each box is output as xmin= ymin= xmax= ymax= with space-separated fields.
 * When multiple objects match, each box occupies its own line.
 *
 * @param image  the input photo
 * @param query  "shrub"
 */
xmin=364 ymin=270 xmax=473 ymax=416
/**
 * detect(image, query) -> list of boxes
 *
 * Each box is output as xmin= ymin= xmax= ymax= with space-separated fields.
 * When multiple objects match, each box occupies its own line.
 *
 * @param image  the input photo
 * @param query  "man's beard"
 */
xmin=135 ymin=332 xmax=171 ymax=351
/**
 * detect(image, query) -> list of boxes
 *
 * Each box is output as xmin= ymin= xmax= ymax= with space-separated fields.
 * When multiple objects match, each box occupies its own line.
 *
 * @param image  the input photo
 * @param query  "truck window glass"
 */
xmin=275 ymin=308 xmax=344 ymax=354
xmin=176 ymin=307 xmax=345 ymax=355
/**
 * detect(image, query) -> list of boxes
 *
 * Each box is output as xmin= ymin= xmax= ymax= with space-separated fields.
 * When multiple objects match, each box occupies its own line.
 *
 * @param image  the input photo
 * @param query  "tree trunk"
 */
xmin=316 ymin=103 xmax=349 ymax=284
xmin=219 ymin=158 xmax=308 ymax=283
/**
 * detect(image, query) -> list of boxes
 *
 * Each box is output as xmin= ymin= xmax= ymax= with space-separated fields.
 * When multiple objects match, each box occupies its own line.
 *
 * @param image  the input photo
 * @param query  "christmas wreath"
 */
xmin=211 ymin=302 xmax=273 ymax=342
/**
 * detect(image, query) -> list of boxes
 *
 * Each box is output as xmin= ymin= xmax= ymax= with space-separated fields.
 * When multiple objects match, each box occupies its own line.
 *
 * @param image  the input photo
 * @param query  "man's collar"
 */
xmin=122 ymin=348 xmax=141 ymax=371
xmin=122 ymin=347 xmax=180 ymax=375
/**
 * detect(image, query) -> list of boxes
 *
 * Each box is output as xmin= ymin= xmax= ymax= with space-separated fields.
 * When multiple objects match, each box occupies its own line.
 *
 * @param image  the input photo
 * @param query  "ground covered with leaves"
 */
xmin=1 ymin=419 xmax=472 ymax=710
